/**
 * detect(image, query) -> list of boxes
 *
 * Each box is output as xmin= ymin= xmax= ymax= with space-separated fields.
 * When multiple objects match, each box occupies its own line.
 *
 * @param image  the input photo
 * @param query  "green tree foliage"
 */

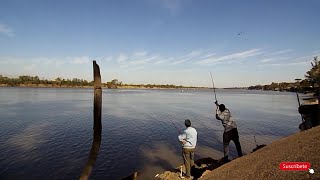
xmin=305 ymin=57 xmax=320 ymax=89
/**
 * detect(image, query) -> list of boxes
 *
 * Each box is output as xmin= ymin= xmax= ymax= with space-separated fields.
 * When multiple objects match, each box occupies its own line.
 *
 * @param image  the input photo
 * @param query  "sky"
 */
xmin=0 ymin=0 xmax=319 ymax=87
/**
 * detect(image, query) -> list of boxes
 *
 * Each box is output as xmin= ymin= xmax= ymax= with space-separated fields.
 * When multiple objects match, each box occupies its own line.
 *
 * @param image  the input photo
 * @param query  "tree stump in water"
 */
xmin=79 ymin=60 xmax=102 ymax=180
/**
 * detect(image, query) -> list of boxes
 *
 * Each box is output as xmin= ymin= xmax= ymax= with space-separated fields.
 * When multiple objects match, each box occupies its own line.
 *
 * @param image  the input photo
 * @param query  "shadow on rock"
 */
xmin=191 ymin=157 xmax=229 ymax=179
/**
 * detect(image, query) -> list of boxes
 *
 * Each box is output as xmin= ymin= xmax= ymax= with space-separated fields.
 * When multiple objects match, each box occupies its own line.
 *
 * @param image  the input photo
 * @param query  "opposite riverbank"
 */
xmin=0 ymin=84 xmax=208 ymax=89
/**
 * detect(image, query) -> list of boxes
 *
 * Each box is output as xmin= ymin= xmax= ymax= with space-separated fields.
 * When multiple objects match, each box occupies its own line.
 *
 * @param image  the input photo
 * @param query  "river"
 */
xmin=0 ymin=87 xmax=301 ymax=179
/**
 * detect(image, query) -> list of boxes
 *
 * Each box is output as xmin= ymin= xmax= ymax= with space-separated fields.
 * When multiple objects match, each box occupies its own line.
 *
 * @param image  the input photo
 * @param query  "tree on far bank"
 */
xmin=106 ymin=79 xmax=122 ymax=88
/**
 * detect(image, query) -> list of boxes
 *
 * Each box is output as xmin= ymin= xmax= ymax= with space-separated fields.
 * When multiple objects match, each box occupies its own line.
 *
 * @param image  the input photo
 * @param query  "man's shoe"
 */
xmin=223 ymin=155 xmax=230 ymax=162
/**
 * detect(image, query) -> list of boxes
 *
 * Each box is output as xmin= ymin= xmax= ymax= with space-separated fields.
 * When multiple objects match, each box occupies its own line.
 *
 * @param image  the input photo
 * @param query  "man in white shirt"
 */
xmin=215 ymin=102 xmax=243 ymax=161
xmin=178 ymin=119 xmax=197 ymax=178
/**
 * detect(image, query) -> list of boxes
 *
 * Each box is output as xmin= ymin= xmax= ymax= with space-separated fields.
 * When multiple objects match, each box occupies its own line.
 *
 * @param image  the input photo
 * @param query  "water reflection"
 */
xmin=139 ymin=143 xmax=181 ymax=179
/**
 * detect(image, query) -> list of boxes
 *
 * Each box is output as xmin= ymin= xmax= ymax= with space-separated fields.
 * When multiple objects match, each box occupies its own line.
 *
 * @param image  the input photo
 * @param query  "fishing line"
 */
xmin=168 ymin=118 xmax=181 ymax=134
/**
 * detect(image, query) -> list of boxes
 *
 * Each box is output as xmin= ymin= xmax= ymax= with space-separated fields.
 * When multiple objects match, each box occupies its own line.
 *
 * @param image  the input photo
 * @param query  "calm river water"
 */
xmin=0 ymin=87 xmax=301 ymax=179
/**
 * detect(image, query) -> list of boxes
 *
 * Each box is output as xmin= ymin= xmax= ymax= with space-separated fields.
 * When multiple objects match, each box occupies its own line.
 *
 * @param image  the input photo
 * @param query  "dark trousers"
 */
xmin=182 ymin=148 xmax=194 ymax=177
xmin=223 ymin=128 xmax=243 ymax=157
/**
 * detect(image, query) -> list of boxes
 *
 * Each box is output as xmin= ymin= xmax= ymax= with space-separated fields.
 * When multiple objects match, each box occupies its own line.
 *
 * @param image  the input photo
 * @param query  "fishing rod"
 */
xmin=296 ymin=92 xmax=304 ymax=122
xmin=294 ymin=79 xmax=304 ymax=123
xmin=168 ymin=119 xmax=181 ymax=134
xmin=252 ymin=135 xmax=266 ymax=152
xmin=210 ymin=72 xmax=218 ymax=102
xmin=296 ymin=92 xmax=301 ymax=106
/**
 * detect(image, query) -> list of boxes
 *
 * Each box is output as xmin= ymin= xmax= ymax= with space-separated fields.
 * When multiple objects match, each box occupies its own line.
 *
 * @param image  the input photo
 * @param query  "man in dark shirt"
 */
xmin=215 ymin=102 xmax=243 ymax=161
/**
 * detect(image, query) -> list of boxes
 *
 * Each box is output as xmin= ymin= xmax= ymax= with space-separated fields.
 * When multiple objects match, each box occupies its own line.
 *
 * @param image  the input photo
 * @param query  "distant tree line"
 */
xmin=0 ymin=75 xmax=94 ymax=87
xmin=248 ymin=57 xmax=320 ymax=95
xmin=0 ymin=76 xmax=200 ymax=89
xmin=105 ymin=78 xmax=197 ymax=89
xmin=247 ymin=81 xmax=312 ymax=92
xmin=125 ymin=83 xmax=186 ymax=89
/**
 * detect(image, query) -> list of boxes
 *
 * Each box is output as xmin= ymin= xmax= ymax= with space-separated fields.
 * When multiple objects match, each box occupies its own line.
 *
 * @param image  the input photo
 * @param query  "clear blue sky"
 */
xmin=0 ymin=0 xmax=319 ymax=87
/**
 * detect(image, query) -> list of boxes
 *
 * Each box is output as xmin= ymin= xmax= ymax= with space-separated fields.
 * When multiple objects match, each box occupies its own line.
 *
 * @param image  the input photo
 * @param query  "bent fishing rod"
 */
xmin=210 ymin=72 xmax=221 ymax=116
xmin=210 ymin=72 xmax=218 ymax=102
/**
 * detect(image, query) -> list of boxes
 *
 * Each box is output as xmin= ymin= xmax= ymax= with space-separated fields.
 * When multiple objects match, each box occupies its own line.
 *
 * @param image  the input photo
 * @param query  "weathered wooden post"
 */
xmin=79 ymin=60 xmax=102 ymax=180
